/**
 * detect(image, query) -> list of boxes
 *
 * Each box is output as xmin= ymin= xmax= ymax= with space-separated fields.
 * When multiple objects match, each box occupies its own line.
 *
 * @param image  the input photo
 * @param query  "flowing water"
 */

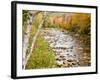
xmin=41 ymin=28 xmax=91 ymax=68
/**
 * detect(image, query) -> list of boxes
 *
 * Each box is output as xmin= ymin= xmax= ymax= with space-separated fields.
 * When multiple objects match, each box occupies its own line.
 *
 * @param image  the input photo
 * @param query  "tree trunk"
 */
xmin=24 ymin=11 xmax=48 ymax=68
xmin=22 ymin=11 xmax=41 ymax=69
xmin=22 ymin=11 xmax=33 ymax=69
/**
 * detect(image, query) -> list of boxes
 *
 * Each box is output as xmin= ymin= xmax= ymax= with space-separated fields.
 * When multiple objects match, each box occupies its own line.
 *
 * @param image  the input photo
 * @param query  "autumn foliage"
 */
xmin=43 ymin=12 xmax=91 ymax=35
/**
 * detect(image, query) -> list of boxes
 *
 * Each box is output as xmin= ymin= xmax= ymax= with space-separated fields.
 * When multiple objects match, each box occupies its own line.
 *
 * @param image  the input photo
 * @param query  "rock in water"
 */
xmin=56 ymin=60 xmax=63 ymax=66
xmin=63 ymin=60 xmax=68 ymax=67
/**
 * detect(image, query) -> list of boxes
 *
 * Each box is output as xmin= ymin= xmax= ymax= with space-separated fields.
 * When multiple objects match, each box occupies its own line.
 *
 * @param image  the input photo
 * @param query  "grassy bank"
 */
xmin=25 ymin=31 xmax=55 ymax=69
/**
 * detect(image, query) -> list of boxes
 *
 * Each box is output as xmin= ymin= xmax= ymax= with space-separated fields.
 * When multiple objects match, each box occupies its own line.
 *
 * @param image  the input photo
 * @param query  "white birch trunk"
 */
xmin=24 ymin=11 xmax=48 ymax=68
xmin=22 ymin=11 xmax=33 ymax=69
xmin=22 ymin=11 xmax=40 ymax=69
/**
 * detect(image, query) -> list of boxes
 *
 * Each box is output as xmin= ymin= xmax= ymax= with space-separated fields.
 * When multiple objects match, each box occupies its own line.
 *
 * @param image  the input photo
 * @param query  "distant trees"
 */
xmin=71 ymin=13 xmax=91 ymax=35
xmin=43 ymin=12 xmax=91 ymax=35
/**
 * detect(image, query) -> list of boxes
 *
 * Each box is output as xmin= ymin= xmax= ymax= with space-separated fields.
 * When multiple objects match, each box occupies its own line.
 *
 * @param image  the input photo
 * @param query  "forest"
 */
xmin=22 ymin=10 xmax=91 ymax=69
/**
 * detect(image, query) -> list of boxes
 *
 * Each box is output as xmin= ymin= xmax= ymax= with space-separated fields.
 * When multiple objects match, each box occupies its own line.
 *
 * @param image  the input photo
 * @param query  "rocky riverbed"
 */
xmin=41 ymin=28 xmax=91 ymax=68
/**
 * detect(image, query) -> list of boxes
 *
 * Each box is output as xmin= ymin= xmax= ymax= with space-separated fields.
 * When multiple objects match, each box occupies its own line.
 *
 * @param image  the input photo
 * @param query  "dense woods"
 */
xmin=22 ymin=10 xmax=91 ymax=69
xmin=43 ymin=12 xmax=90 ymax=35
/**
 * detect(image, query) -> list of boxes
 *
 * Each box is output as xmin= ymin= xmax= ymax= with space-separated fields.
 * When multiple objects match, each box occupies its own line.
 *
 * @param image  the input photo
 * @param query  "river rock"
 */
xmin=63 ymin=60 xmax=68 ymax=67
xmin=56 ymin=60 xmax=63 ymax=66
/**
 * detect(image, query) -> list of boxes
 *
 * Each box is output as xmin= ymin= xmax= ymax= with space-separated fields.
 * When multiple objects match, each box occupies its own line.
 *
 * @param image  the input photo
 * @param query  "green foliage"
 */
xmin=22 ymin=10 xmax=28 ymax=25
xmin=71 ymin=13 xmax=91 ymax=35
xmin=25 ymin=33 xmax=55 ymax=69
xmin=67 ymin=25 xmax=78 ymax=33
xmin=22 ymin=10 xmax=29 ymax=39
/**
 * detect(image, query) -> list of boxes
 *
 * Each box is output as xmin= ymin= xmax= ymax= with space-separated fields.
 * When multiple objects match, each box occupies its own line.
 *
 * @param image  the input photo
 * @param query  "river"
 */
xmin=41 ymin=28 xmax=91 ymax=68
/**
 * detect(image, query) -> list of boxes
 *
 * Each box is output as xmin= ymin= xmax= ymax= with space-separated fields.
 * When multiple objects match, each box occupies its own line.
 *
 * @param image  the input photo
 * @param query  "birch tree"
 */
xmin=22 ymin=11 xmax=41 ymax=69
xmin=24 ymin=11 xmax=49 ymax=69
